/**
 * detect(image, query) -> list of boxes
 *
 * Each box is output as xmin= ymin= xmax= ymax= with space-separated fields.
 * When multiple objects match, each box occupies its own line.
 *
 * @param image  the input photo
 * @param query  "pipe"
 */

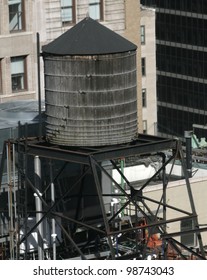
xmin=161 ymin=153 xmax=168 ymax=259
xmin=120 ymin=158 xmax=125 ymax=216
xmin=34 ymin=156 xmax=44 ymax=260
xmin=51 ymin=183 xmax=56 ymax=260
xmin=50 ymin=161 xmax=56 ymax=260
xmin=184 ymin=131 xmax=192 ymax=178
xmin=37 ymin=33 xmax=42 ymax=139
xmin=6 ymin=142 xmax=14 ymax=259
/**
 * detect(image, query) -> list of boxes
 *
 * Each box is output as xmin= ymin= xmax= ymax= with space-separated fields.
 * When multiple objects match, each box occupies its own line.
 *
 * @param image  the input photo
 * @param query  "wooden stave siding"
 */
xmin=44 ymin=51 xmax=138 ymax=146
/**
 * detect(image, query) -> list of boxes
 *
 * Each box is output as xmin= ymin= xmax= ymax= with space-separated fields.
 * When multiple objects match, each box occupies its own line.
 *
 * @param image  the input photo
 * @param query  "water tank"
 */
xmin=42 ymin=17 xmax=138 ymax=147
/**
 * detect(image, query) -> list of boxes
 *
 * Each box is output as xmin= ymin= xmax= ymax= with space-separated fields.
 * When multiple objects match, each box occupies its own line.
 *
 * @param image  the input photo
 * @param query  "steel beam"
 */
xmin=13 ymin=137 xmax=178 ymax=165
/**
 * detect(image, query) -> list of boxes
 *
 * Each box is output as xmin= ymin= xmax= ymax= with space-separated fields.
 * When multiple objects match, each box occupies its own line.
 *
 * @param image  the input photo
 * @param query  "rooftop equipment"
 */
xmin=42 ymin=17 xmax=138 ymax=146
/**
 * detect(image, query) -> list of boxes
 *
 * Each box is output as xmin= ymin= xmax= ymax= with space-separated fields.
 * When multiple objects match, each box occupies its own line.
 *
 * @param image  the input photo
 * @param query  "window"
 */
xmin=143 ymin=120 xmax=147 ymax=134
xmin=61 ymin=0 xmax=76 ymax=25
xmin=11 ymin=56 xmax=27 ymax=92
xmin=89 ymin=0 xmax=103 ymax=21
xmin=141 ymin=57 xmax=146 ymax=76
xmin=142 ymin=88 xmax=147 ymax=107
xmin=9 ymin=0 xmax=25 ymax=32
xmin=141 ymin=25 xmax=145 ymax=44
xmin=180 ymin=219 xmax=196 ymax=247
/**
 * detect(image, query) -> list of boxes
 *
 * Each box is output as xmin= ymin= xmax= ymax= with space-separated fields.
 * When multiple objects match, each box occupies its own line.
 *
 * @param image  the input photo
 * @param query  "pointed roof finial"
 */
xmin=86 ymin=11 xmax=89 ymax=19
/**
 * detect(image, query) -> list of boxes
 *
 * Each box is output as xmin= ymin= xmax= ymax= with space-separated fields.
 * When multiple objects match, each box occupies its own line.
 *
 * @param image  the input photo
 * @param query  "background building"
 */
xmin=140 ymin=5 xmax=157 ymax=135
xmin=145 ymin=166 xmax=207 ymax=250
xmin=141 ymin=0 xmax=207 ymax=139
xmin=0 ymin=0 xmax=39 ymax=102
xmin=0 ymin=0 xmax=146 ymax=133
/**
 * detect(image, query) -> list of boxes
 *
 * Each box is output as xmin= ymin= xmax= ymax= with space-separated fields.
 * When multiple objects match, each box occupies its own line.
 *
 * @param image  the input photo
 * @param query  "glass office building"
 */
xmin=141 ymin=0 xmax=207 ymax=138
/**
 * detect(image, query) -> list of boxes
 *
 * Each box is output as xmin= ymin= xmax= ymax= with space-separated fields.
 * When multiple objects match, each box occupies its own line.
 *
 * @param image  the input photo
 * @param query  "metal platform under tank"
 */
xmin=0 ymin=133 xmax=206 ymax=260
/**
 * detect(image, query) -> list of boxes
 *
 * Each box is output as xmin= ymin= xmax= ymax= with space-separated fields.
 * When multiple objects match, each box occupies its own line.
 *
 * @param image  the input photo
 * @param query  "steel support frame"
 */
xmin=1 ymin=134 xmax=206 ymax=260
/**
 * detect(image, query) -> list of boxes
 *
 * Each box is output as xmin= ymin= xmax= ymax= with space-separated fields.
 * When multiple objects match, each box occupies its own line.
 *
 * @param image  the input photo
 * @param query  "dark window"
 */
xmin=141 ymin=0 xmax=207 ymax=14
xmin=143 ymin=120 xmax=147 ymax=134
xmin=158 ymin=76 xmax=207 ymax=111
xmin=157 ymin=45 xmax=207 ymax=79
xmin=158 ymin=105 xmax=207 ymax=137
xmin=156 ymin=12 xmax=207 ymax=47
xmin=89 ymin=0 xmax=104 ymax=21
xmin=11 ymin=56 xmax=27 ymax=92
xmin=141 ymin=25 xmax=145 ymax=44
xmin=9 ymin=0 xmax=25 ymax=32
xmin=142 ymin=88 xmax=147 ymax=107
xmin=141 ymin=57 xmax=146 ymax=76
xmin=181 ymin=219 xmax=196 ymax=247
xmin=61 ymin=0 xmax=76 ymax=25
xmin=140 ymin=0 xmax=156 ymax=8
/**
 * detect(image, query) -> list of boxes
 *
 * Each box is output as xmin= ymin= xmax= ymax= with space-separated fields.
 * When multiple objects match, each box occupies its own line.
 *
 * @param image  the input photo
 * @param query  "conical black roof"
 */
xmin=42 ymin=17 xmax=137 ymax=56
